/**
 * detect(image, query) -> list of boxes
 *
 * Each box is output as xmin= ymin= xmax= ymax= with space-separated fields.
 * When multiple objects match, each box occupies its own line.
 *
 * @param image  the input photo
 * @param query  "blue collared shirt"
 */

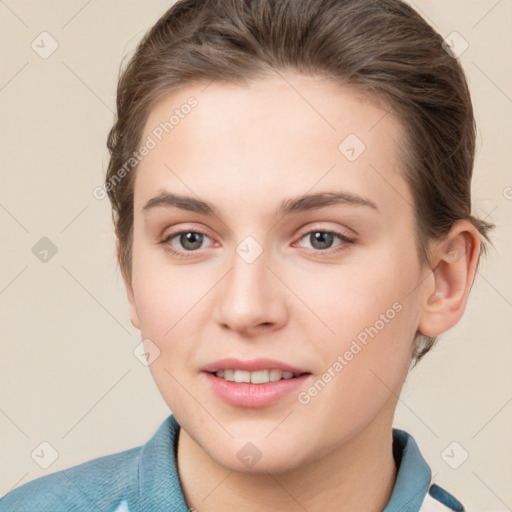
xmin=0 ymin=415 xmax=464 ymax=511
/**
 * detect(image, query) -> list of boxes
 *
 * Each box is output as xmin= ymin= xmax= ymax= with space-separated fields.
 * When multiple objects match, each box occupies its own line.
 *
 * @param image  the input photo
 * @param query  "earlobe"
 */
xmin=117 ymin=239 xmax=141 ymax=330
xmin=124 ymin=277 xmax=141 ymax=330
xmin=418 ymin=221 xmax=480 ymax=338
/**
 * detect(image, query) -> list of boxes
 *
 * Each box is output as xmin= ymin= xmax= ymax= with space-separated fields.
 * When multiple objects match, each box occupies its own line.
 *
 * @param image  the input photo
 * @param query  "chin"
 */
xmin=204 ymin=436 xmax=308 ymax=475
xmin=220 ymin=451 xmax=303 ymax=475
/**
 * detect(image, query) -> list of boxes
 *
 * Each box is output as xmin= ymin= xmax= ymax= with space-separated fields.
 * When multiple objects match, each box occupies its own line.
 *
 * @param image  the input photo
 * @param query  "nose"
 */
xmin=214 ymin=244 xmax=288 ymax=337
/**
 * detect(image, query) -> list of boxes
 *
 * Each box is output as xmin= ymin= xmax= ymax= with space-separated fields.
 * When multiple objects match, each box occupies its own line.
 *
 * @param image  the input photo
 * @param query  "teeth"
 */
xmin=233 ymin=370 xmax=251 ymax=383
xmin=214 ymin=369 xmax=297 ymax=383
xmin=250 ymin=370 xmax=269 ymax=384
xmin=269 ymin=369 xmax=282 ymax=382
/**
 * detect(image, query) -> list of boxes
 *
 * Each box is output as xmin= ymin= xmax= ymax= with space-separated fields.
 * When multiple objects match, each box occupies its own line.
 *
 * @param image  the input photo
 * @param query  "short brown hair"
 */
xmin=106 ymin=0 xmax=494 ymax=365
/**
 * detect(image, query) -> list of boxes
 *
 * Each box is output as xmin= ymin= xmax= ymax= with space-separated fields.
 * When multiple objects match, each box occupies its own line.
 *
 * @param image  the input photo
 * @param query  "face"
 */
xmin=126 ymin=72 xmax=429 ymax=473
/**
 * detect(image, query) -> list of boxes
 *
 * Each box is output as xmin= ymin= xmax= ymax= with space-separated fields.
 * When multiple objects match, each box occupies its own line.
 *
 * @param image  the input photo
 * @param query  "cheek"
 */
xmin=132 ymin=259 xmax=208 ymax=410
xmin=287 ymin=245 xmax=421 ymax=397
xmin=131 ymin=238 xmax=207 ymax=336
xmin=291 ymin=252 xmax=417 ymax=339
xmin=298 ymin=292 xmax=416 ymax=436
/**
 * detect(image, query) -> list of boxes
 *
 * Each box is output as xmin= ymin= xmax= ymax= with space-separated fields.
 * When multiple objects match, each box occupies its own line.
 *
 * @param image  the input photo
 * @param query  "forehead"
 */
xmin=134 ymin=72 xmax=412 ymax=221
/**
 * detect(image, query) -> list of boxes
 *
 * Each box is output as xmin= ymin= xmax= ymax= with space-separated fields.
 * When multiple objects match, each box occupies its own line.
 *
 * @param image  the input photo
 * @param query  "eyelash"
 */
xmin=159 ymin=228 xmax=355 ymax=259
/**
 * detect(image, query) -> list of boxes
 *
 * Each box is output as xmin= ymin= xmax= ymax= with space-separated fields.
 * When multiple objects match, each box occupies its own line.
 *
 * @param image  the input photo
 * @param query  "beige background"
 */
xmin=0 ymin=1 xmax=511 ymax=510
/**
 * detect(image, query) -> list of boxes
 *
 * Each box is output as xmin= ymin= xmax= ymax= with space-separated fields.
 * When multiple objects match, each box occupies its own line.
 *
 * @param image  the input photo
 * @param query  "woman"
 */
xmin=1 ymin=0 xmax=494 ymax=510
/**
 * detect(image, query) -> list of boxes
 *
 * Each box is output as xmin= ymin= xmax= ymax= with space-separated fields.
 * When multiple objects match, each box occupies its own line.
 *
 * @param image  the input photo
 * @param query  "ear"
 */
xmin=418 ymin=220 xmax=481 ymax=337
xmin=117 ymin=238 xmax=140 ymax=330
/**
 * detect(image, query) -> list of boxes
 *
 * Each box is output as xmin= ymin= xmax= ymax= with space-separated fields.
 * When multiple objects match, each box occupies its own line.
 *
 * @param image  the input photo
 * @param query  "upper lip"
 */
xmin=202 ymin=358 xmax=310 ymax=375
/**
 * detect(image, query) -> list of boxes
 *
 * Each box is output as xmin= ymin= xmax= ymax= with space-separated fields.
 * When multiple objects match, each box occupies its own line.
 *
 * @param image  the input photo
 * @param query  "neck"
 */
xmin=176 ymin=413 xmax=398 ymax=512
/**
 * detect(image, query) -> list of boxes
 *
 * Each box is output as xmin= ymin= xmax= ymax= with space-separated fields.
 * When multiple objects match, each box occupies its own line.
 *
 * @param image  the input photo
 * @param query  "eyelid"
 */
xmin=160 ymin=223 xmax=213 ymax=240
xmin=294 ymin=223 xmax=356 ymax=242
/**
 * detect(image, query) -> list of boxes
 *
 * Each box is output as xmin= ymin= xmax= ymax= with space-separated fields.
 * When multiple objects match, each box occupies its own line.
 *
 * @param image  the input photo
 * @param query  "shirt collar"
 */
xmin=138 ymin=416 xmax=431 ymax=511
xmin=138 ymin=414 xmax=190 ymax=511
xmin=383 ymin=428 xmax=432 ymax=511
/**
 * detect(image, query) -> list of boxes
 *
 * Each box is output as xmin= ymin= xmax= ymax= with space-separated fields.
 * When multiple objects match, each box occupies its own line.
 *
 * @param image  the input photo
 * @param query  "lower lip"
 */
xmin=203 ymin=372 xmax=311 ymax=408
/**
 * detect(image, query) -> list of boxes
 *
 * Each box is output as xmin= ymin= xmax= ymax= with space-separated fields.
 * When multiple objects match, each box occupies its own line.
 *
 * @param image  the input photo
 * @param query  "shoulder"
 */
xmin=0 ymin=445 xmax=142 ymax=512
xmin=0 ymin=415 xmax=183 ymax=512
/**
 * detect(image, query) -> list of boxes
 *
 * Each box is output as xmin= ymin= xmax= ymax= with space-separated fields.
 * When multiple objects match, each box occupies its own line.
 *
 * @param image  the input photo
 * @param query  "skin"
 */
xmin=120 ymin=72 xmax=480 ymax=511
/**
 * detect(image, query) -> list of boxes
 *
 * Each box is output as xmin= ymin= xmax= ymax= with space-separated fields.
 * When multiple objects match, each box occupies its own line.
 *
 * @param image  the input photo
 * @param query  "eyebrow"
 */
xmin=142 ymin=190 xmax=378 ymax=217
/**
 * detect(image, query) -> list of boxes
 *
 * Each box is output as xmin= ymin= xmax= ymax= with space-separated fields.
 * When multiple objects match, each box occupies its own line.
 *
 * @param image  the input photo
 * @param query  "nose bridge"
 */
xmin=215 ymin=236 xmax=285 ymax=333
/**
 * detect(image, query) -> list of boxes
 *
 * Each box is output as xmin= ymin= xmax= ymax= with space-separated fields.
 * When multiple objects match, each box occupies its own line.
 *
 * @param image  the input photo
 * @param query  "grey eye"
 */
xmin=301 ymin=231 xmax=338 ymax=250
xmin=174 ymin=232 xmax=207 ymax=251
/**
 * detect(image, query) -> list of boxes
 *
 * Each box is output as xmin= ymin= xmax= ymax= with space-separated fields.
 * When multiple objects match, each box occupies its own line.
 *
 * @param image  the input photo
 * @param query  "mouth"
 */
xmin=209 ymin=369 xmax=308 ymax=384
xmin=201 ymin=357 xmax=311 ymax=381
xmin=201 ymin=358 xmax=312 ymax=408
